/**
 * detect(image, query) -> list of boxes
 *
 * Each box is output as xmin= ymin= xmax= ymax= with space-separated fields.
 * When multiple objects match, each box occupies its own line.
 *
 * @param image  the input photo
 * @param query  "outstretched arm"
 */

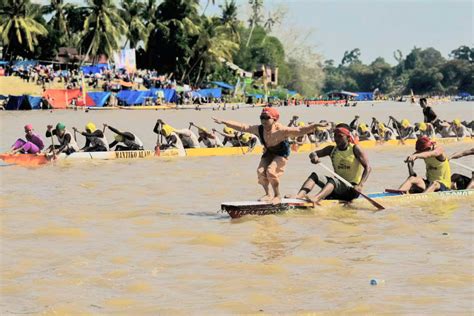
xmin=287 ymin=122 xmax=328 ymax=138
xmin=450 ymin=147 xmax=474 ymax=159
xmin=212 ymin=117 xmax=257 ymax=134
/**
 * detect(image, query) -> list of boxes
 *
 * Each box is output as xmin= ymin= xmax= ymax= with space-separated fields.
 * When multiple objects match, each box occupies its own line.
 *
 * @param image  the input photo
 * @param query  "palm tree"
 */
xmin=0 ymin=0 xmax=48 ymax=59
xmin=245 ymin=0 xmax=263 ymax=47
xmin=81 ymin=0 xmax=126 ymax=63
xmin=219 ymin=0 xmax=240 ymax=43
xmin=146 ymin=0 xmax=201 ymax=76
xmin=184 ymin=16 xmax=238 ymax=84
xmin=120 ymin=0 xmax=148 ymax=49
xmin=43 ymin=0 xmax=69 ymax=44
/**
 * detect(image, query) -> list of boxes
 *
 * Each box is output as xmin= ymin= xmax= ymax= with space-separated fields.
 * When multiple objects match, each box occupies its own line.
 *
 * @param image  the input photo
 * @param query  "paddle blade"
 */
xmin=358 ymin=191 xmax=385 ymax=210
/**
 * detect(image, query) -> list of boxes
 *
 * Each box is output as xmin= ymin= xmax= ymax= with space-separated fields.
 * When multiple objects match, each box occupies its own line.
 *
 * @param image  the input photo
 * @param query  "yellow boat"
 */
xmin=185 ymin=137 xmax=473 ymax=157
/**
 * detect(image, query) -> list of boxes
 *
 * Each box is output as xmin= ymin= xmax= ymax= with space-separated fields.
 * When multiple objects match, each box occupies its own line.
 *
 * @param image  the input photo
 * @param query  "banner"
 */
xmin=113 ymin=49 xmax=136 ymax=72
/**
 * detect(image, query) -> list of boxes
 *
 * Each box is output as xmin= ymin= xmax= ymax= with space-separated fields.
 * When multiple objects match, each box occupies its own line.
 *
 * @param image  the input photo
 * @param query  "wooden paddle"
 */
xmin=318 ymin=162 xmax=385 ymax=210
xmin=155 ymin=121 xmax=162 ymax=156
xmin=49 ymin=127 xmax=57 ymax=161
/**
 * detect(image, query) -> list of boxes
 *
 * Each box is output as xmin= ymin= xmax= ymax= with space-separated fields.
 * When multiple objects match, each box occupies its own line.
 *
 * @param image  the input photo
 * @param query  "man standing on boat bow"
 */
xmin=286 ymin=124 xmax=372 ymax=205
xmin=213 ymin=107 xmax=328 ymax=204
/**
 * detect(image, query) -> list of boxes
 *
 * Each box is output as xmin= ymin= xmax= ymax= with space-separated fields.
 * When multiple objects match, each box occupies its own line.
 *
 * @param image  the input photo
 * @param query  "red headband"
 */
xmin=261 ymin=107 xmax=279 ymax=121
xmin=334 ymin=127 xmax=358 ymax=144
xmin=416 ymin=136 xmax=434 ymax=152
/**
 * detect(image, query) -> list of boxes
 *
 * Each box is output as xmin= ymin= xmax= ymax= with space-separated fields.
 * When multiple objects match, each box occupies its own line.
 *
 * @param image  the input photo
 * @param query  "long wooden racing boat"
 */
xmin=221 ymin=189 xmax=473 ymax=219
xmin=1 ymin=137 xmax=471 ymax=166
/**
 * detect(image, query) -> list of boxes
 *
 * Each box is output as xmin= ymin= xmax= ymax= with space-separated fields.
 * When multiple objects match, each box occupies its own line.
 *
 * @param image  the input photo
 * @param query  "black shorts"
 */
xmin=309 ymin=172 xmax=360 ymax=201
xmin=451 ymin=174 xmax=471 ymax=190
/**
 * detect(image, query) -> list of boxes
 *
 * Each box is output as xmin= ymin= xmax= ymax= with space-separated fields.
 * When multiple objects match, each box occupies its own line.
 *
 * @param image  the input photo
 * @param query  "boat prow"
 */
xmin=221 ymin=198 xmax=314 ymax=218
xmin=0 ymin=153 xmax=50 ymax=166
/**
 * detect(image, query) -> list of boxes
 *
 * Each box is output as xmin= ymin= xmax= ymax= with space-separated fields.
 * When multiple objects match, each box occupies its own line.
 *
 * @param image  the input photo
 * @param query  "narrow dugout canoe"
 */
xmin=221 ymin=189 xmax=474 ymax=219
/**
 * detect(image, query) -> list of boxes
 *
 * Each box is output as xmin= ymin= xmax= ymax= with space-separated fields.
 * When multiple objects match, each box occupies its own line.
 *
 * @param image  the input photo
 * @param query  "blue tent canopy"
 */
xmin=354 ymin=92 xmax=374 ymax=101
xmin=87 ymin=92 xmax=111 ymax=107
xmin=287 ymin=90 xmax=297 ymax=96
xmin=247 ymin=93 xmax=264 ymax=99
xmin=27 ymin=96 xmax=42 ymax=109
xmin=458 ymin=92 xmax=471 ymax=97
xmin=149 ymin=88 xmax=177 ymax=103
xmin=5 ymin=95 xmax=41 ymax=110
xmin=211 ymin=81 xmax=234 ymax=90
xmin=196 ymin=88 xmax=222 ymax=98
xmin=12 ymin=60 xmax=37 ymax=70
xmin=5 ymin=96 xmax=25 ymax=110
xmin=81 ymin=64 xmax=109 ymax=75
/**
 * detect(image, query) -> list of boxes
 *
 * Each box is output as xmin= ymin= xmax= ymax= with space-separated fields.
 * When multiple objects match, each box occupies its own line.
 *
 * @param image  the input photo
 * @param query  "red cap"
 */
xmin=415 ymin=136 xmax=434 ymax=152
xmin=261 ymin=107 xmax=279 ymax=121
xmin=24 ymin=124 xmax=33 ymax=131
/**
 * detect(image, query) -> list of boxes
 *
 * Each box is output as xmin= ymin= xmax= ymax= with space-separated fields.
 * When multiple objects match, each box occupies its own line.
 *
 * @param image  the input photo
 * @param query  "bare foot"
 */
xmin=259 ymin=195 xmax=272 ymax=202
xmin=270 ymin=196 xmax=281 ymax=205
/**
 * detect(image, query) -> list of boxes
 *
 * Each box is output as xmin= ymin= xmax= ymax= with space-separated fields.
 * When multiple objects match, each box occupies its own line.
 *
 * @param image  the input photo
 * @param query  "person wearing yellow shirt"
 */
xmin=398 ymin=136 xmax=451 ymax=193
xmin=285 ymin=123 xmax=372 ymax=204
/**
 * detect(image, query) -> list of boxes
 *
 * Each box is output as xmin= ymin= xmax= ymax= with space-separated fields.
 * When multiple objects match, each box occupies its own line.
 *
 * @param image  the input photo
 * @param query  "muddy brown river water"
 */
xmin=1 ymin=101 xmax=473 ymax=314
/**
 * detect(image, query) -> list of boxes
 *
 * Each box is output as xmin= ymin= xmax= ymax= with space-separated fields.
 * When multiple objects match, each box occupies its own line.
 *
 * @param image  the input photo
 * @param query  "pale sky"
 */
xmin=207 ymin=0 xmax=473 ymax=64
xmin=35 ymin=0 xmax=473 ymax=65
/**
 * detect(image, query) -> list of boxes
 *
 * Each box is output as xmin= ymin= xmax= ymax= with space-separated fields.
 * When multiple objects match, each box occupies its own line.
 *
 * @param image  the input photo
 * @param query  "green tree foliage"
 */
xmin=81 ymin=0 xmax=126 ymax=61
xmin=145 ymin=0 xmax=201 ymax=77
xmin=323 ymin=46 xmax=473 ymax=95
xmin=0 ymin=0 xmax=48 ymax=60
xmin=2 ymin=0 xmax=471 ymax=97
xmin=120 ymin=0 xmax=148 ymax=49
xmin=450 ymin=45 xmax=474 ymax=63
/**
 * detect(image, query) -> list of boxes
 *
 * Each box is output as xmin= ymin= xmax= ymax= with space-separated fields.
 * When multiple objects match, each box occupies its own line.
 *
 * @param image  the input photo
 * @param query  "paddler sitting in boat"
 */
xmin=415 ymin=122 xmax=435 ymax=138
xmin=73 ymin=122 xmax=109 ymax=152
xmin=349 ymin=116 xmax=374 ymax=141
xmin=46 ymin=123 xmax=80 ymax=155
xmin=153 ymin=119 xmax=185 ymax=150
xmin=370 ymin=118 xmax=396 ymax=141
xmin=449 ymin=119 xmax=472 ymax=138
xmin=213 ymin=107 xmax=328 ymax=204
xmin=239 ymin=132 xmax=259 ymax=151
xmin=389 ymin=116 xmax=417 ymax=140
xmin=285 ymin=123 xmax=371 ymax=205
xmin=190 ymin=123 xmax=223 ymax=148
xmin=398 ymin=136 xmax=451 ymax=193
xmin=154 ymin=119 xmax=197 ymax=148
xmin=105 ymin=124 xmax=144 ymax=151
xmin=9 ymin=124 xmax=44 ymax=154
xmin=450 ymin=148 xmax=474 ymax=190
xmin=213 ymin=126 xmax=241 ymax=147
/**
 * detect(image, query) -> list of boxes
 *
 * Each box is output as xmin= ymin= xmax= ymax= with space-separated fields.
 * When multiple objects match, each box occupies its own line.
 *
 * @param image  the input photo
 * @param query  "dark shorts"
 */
xmin=451 ymin=174 xmax=471 ymax=190
xmin=309 ymin=172 xmax=360 ymax=201
xmin=423 ymin=179 xmax=449 ymax=191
